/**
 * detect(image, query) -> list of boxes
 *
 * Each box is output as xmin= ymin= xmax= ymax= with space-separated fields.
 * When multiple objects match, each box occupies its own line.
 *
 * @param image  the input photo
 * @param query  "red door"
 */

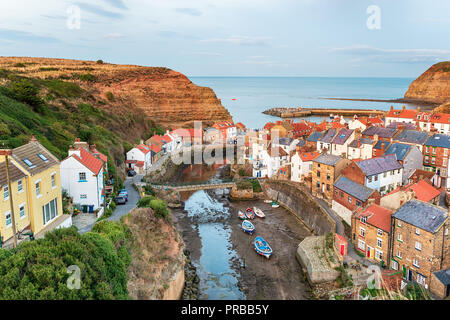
xmin=340 ymin=244 xmax=345 ymax=256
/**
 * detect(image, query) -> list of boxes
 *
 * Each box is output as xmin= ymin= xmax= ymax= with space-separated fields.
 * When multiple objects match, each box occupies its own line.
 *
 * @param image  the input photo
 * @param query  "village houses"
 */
xmin=290 ymin=151 xmax=319 ymax=183
xmin=423 ymin=133 xmax=450 ymax=189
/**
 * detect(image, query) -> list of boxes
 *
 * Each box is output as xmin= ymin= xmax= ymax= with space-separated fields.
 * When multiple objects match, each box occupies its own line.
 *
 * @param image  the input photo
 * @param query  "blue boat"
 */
xmin=238 ymin=210 xmax=246 ymax=220
xmin=245 ymin=207 xmax=255 ymax=219
xmin=254 ymin=236 xmax=273 ymax=259
xmin=241 ymin=220 xmax=255 ymax=235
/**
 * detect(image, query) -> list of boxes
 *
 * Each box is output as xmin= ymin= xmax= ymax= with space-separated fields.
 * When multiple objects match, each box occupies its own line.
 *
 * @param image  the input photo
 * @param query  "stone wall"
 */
xmin=264 ymin=180 xmax=336 ymax=235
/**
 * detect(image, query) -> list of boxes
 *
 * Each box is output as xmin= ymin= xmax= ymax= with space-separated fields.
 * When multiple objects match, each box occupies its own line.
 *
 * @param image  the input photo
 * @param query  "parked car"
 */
xmin=115 ymin=195 xmax=127 ymax=205
xmin=119 ymin=190 xmax=128 ymax=202
xmin=128 ymin=170 xmax=136 ymax=177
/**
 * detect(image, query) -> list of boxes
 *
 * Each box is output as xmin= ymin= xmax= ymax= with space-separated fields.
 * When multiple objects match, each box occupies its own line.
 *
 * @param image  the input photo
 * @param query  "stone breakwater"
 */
xmin=181 ymin=249 xmax=200 ymax=300
xmin=263 ymin=107 xmax=385 ymax=118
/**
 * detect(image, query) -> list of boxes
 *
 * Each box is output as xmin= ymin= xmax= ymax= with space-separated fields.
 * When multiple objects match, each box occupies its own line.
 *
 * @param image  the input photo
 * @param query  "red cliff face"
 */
xmin=0 ymin=57 xmax=232 ymax=128
xmin=404 ymin=62 xmax=450 ymax=105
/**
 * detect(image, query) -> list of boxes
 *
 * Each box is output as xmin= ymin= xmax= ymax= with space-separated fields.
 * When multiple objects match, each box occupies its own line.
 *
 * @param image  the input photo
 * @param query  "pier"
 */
xmin=263 ymin=107 xmax=386 ymax=118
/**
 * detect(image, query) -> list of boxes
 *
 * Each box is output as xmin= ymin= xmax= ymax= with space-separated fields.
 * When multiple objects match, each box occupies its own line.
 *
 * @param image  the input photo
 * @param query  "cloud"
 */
xmin=103 ymin=0 xmax=128 ymax=10
xmin=105 ymin=32 xmax=126 ymax=39
xmin=331 ymin=45 xmax=450 ymax=64
xmin=174 ymin=8 xmax=202 ymax=16
xmin=0 ymin=28 xmax=61 ymax=44
xmin=200 ymin=35 xmax=271 ymax=46
xmin=76 ymin=2 xmax=125 ymax=19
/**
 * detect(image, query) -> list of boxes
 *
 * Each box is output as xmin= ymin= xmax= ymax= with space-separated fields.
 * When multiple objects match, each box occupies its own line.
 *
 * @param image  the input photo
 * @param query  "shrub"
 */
xmin=236 ymin=180 xmax=252 ymax=190
xmin=238 ymin=169 xmax=246 ymax=176
xmin=143 ymin=184 xmax=156 ymax=196
xmin=149 ymin=199 xmax=169 ymax=219
xmin=251 ymin=179 xmax=262 ymax=192
xmin=137 ymin=196 xmax=156 ymax=208
xmin=96 ymin=60 xmax=104 ymax=64
xmin=9 ymin=79 xmax=43 ymax=110
xmin=13 ymin=63 xmax=26 ymax=68
xmin=78 ymin=73 xmax=96 ymax=82
xmin=105 ymin=91 xmax=115 ymax=102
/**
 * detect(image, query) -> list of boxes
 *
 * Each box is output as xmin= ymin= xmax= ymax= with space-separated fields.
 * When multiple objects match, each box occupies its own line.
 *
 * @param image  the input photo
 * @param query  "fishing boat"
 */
xmin=263 ymin=199 xmax=272 ymax=204
xmin=253 ymin=207 xmax=265 ymax=218
xmin=254 ymin=236 xmax=272 ymax=259
xmin=241 ymin=220 xmax=255 ymax=235
xmin=271 ymin=201 xmax=280 ymax=208
xmin=238 ymin=210 xmax=246 ymax=220
xmin=245 ymin=207 xmax=255 ymax=219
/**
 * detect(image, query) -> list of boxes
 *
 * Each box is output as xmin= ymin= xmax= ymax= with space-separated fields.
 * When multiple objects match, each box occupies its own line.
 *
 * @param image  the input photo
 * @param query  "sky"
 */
xmin=0 ymin=0 xmax=449 ymax=77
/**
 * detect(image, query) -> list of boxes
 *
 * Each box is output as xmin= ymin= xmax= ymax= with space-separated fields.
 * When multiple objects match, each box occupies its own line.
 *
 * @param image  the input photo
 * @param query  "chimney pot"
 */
xmin=30 ymin=134 xmax=37 ymax=142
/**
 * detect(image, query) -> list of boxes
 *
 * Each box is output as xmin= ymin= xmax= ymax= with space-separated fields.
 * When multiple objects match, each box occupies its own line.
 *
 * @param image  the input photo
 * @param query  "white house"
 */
xmin=272 ymin=137 xmax=299 ymax=154
xmin=126 ymin=144 xmax=151 ymax=174
xmin=253 ymin=145 xmax=289 ymax=178
xmin=291 ymin=151 xmax=319 ymax=183
xmin=347 ymin=138 xmax=374 ymax=160
xmin=384 ymin=106 xmax=417 ymax=126
xmin=60 ymin=147 xmax=104 ymax=212
xmin=317 ymin=128 xmax=337 ymax=153
xmin=330 ymin=128 xmax=355 ymax=158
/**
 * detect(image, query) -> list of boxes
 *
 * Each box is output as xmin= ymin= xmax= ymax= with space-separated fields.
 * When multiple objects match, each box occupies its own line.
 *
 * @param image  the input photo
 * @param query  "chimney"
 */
xmin=90 ymin=144 xmax=96 ymax=151
xmin=140 ymin=139 xmax=144 ymax=145
xmin=373 ymin=134 xmax=379 ymax=142
xmin=417 ymin=107 xmax=421 ymax=113
xmin=402 ymin=105 xmax=405 ymax=111
xmin=68 ymin=146 xmax=81 ymax=158
xmin=30 ymin=134 xmax=37 ymax=142
xmin=381 ymin=142 xmax=386 ymax=154
xmin=357 ymin=139 xmax=361 ymax=148
xmin=390 ymin=106 xmax=393 ymax=111
xmin=398 ymin=124 xmax=405 ymax=132
xmin=355 ymin=128 xmax=362 ymax=139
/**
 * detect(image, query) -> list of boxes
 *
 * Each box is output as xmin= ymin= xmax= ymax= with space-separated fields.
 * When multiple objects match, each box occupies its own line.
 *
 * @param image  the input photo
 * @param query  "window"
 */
xmin=340 ymin=191 xmax=344 ymax=198
xmin=417 ymin=274 xmax=426 ymax=286
xmin=3 ymin=185 xmax=9 ymax=200
xmin=358 ymin=240 xmax=365 ymax=251
xmin=383 ymin=172 xmax=387 ymax=178
xmin=5 ymin=211 xmax=11 ymax=227
xmin=396 ymin=250 xmax=402 ymax=259
xmin=415 ymin=241 xmax=422 ymax=251
xmin=413 ymin=258 xmax=420 ymax=268
xmin=375 ymin=249 xmax=383 ymax=261
xmin=23 ymin=158 xmax=35 ymax=168
xmin=397 ymin=232 xmax=402 ymax=242
xmin=37 ymin=153 xmax=48 ymax=162
xmin=42 ymin=198 xmax=58 ymax=225
xmin=431 ymin=157 xmax=436 ymax=165
xmin=391 ymin=260 xmax=399 ymax=270
xmin=360 ymin=216 xmax=367 ymax=223
xmin=35 ymin=181 xmax=41 ymax=197
xmin=397 ymin=220 xmax=402 ymax=227
xmin=425 ymin=156 xmax=429 ymax=163
xmin=375 ymin=175 xmax=378 ymax=181
xmin=377 ymin=229 xmax=383 ymax=236
xmin=51 ymin=174 xmax=56 ymax=188
xmin=368 ymin=176 xmax=372 ymax=183
xmin=326 ymin=184 xmax=330 ymax=191
xmin=377 ymin=238 xmax=382 ymax=248
xmin=80 ymin=194 xmax=87 ymax=199
xmin=359 ymin=227 xmax=366 ymax=237
xmin=19 ymin=204 xmax=25 ymax=218
xmin=79 ymin=172 xmax=87 ymax=181
xmin=356 ymin=200 xmax=361 ymax=207
xmin=18 ymin=179 xmax=23 ymax=193
xmin=317 ymin=171 xmax=321 ymax=177
xmin=327 ymin=173 xmax=330 ymax=181
xmin=415 ymin=228 xmax=420 ymax=235
xmin=348 ymin=196 xmax=352 ymax=203
xmin=432 ymin=147 xmax=436 ymax=154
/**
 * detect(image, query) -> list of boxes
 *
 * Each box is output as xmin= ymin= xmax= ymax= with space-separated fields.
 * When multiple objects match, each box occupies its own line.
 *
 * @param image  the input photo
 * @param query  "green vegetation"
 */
xmin=404 ymin=282 xmax=432 ymax=300
xmin=105 ymin=91 xmax=115 ymax=102
xmin=137 ymin=196 xmax=157 ymax=208
xmin=334 ymin=266 xmax=353 ymax=288
xmin=251 ymin=179 xmax=262 ymax=192
xmin=96 ymin=59 xmax=104 ymax=64
xmin=13 ymin=63 xmax=26 ymax=68
xmin=137 ymin=196 xmax=169 ymax=220
xmin=39 ymin=67 xmax=60 ymax=72
xmin=143 ymin=184 xmax=156 ymax=196
xmin=0 ymin=224 xmax=131 ymax=299
xmin=78 ymin=73 xmax=96 ymax=82
xmin=236 ymin=180 xmax=252 ymax=190
xmin=238 ymin=169 xmax=246 ymax=176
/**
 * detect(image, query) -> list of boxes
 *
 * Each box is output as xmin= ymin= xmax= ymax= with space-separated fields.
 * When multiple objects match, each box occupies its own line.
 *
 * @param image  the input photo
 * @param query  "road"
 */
xmin=108 ymin=174 xmax=142 ymax=222
xmin=314 ymin=196 xmax=345 ymax=236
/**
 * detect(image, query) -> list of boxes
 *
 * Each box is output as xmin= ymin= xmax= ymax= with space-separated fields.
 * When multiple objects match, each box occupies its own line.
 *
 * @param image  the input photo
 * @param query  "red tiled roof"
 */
xmin=136 ymin=144 xmax=150 ymax=154
xmin=135 ymin=161 xmax=145 ymax=168
xmin=430 ymin=113 xmax=450 ymax=124
xmin=386 ymin=108 xmax=417 ymax=119
xmin=404 ymin=180 xmax=441 ymax=203
xmin=162 ymin=134 xmax=173 ymax=143
xmin=264 ymin=122 xmax=275 ymax=131
xmin=89 ymin=146 xmax=108 ymax=163
xmin=358 ymin=204 xmax=393 ymax=232
xmin=149 ymin=144 xmax=162 ymax=153
xmin=213 ymin=121 xmax=235 ymax=129
xmin=72 ymin=147 xmax=103 ymax=175
xmin=300 ymin=151 xmax=320 ymax=162
xmin=235 ymin=122 xmax=246 ymax=129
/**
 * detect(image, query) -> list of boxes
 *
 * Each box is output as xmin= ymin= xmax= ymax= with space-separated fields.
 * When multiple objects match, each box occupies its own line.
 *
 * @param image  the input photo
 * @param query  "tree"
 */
xmin=10 ymin=79 xmax=44 ymax=111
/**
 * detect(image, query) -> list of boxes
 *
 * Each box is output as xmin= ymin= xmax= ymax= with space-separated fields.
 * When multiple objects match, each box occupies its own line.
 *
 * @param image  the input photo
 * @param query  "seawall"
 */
xmin=264 ymin=180 xmax=336 ymax=235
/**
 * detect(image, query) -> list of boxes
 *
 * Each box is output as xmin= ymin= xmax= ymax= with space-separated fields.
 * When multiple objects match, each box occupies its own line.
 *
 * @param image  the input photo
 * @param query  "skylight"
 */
xmin=23 ymin=158 xmax=35 ymax=167
xmin=37 ymin=153 xmax=48 ymax=162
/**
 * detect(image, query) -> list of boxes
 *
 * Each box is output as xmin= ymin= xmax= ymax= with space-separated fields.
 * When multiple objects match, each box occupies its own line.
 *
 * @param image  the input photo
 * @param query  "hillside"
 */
xmin=405 ymin=61 xmax=450 ymax=106
xmin=0 ymin=57 xmax=232 ymax=128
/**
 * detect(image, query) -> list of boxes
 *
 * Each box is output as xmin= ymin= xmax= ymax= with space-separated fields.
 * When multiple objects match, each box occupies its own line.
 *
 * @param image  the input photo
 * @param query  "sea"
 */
xmin=189 ymin=77 xmax=420 ymax=129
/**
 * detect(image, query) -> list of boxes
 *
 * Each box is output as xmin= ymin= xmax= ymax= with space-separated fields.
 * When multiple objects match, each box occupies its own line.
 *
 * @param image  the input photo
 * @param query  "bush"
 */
xmin=9 ymin=79 xmax=43 ymax=110
xmin=105 ymin=91 xmax=115 ymax=102
xmin=149 ymin=199 xmax=169 ymax=219
xmin=404 ymin=282 xmax=431 ymax=300
xmin=236 ymin=180 xmax=252 ymax=190
xmin=137 ymin=196 xmax=156 ymax=208
xmin=78 ymin=73 xmax=96 ymax=82
xmin=143 ymin=184 xmax=155 ymax=196
xmin=238 ymin=169 xmax=246 ymax=176
xmin=96 ymin=60 xmax=104 ymax=64
xmin=251 ymin=179 xmax=262 ymax=192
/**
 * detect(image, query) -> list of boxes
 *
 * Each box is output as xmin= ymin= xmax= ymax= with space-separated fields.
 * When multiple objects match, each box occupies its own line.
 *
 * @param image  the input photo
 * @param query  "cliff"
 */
xmin=404 ymin=62 xmax=450 ymax=106
xmin=0 ymin=57 xmax=232 ymax=128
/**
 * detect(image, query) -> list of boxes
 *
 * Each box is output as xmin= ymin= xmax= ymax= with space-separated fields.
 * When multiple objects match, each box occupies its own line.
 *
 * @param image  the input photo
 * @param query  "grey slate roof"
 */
xmin=425 ymin=134 xmax=450 ymax=149
xmin=393 ymin=200 xmax=448 ymax=233
xmin=356 ymin=154 xmax=402 ymax=176
xmin=332 ymin=129 xmax=354 ymax=145
xmin=0 ymin=161 xmax=27 ymax=187
xmin=307 ymin=131 xmax=323 ymax=142
xmin=313 ymin=153 xmax=342 ymax=166
xmin=386 ymin=122 xmax=416 ymax=130
xmin=296 ymin=140 xmax=306 ymax=147
xmin=384 ymin=143 xmax=412 ymax=161
xmin=349 ymin=138 xmax=373 ymax=148
xmin=274 ymin=137 xmax=293 ymax=146
xmin=362 ymin=126 xmax=398 ymax=138
xmin=394 ymin=130 xmax=429 ymax=145
xmin=319 ymin=128 xmax=337 ymax=143
xmin=334 ymin=176 xmax=375 ymax=201
xmin=373 ymin=140 xmax=391 ymax=150
xmin=433 ymin=269 xmax=450 ymax=286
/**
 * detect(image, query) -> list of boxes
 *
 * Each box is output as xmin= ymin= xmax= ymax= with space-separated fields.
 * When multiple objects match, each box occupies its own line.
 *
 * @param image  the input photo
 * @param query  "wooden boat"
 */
xmin=254 ymin=236 xmax=272 ymax=258
xmin=241 ymin=220 xmax=255 ymax=235
xmin=245 ymin=208 xmax=255 ymax=219
xmin=264 ymin=199 xmax=272 ymax=204
xmin=271 ymin=201 xmax=280 ymax=208
xmin=238 ymin=210 xmax=246 ymax=220
xmin=253 ymin=207 xmax=265 ymax=218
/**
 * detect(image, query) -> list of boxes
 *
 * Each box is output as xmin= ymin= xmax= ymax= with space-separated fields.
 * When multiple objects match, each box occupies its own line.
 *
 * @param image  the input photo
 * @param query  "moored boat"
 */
xmin=271 ymin=201 xmax=279 ymax=208
xmin=253 ymin=207 xmax=265 ymax=218
xmin=238 ymin=210 xmax=246 ymax=220
xmin=245 ymin=207 xmax=255 ymax=219
xmin=254 ymin=236 xmax=272 ymax=258
xmin=241 ymin=220 xmax=255 ymax=235
xmin=264 ymin=199 xmax=272 ymax=204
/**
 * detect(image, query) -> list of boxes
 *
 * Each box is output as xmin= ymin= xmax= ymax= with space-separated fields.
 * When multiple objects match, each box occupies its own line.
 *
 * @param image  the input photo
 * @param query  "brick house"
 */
xmin=423 ymin=134 xmax=450 ymax=189
xmin=332 ymin=176 xmax=380 ymax=225
xmin=372 ymin=140 xmax=391 ymax=158
xmin=352 ymin=204 xmax=393 ymax=264
xmin=384 ymin=143 xmax=423 ymax=185
xmin=311 ymin=154 xmax=351 ymax=201
xmin=390 ymin=200 xmax=449 ymax=289
xmin=429 ymin=269 xmax=450 ymax=299
xmin=341 ymin=155 xmax=403 ymax=195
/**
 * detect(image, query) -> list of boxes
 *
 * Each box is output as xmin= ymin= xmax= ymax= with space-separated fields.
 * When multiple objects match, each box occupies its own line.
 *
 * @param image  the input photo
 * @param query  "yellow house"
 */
xmin=0 ymin=158 xmax=31 ymax=244
xmin=0 ymin=136 xmax=71 ymax=247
